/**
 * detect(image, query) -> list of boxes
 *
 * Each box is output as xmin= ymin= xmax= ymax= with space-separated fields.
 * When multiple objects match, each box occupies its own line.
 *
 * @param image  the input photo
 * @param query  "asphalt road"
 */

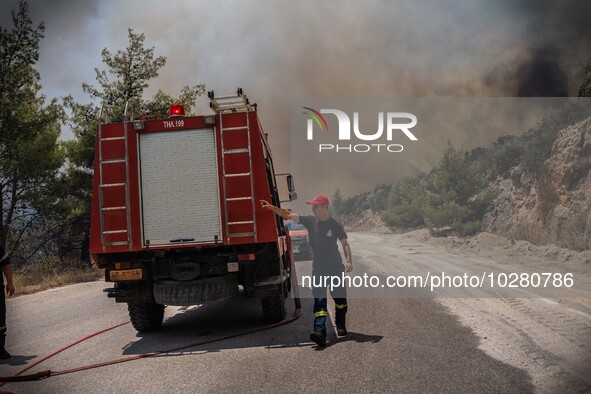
xmin=1 ymin=232 xmax=590 ymax=393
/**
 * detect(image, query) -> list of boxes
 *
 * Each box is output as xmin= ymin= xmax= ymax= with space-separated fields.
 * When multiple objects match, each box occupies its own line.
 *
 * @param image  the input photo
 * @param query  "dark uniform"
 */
xmin=298 ymin=215 xmax=348 ymax=337
xmin=0 ymin=245 xmax=9 ymax=358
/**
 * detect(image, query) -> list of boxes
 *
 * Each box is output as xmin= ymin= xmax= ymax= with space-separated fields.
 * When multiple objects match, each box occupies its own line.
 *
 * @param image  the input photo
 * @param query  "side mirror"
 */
xmin=287 ymin=175 xmax=297 ymax=201
xmin=276 ymin=173 xmax=297 ymax=203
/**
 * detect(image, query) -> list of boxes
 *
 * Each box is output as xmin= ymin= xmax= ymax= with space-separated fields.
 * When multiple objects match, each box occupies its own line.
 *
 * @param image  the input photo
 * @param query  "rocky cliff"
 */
xmin=484 ymin=117 xmax=591 ymax=250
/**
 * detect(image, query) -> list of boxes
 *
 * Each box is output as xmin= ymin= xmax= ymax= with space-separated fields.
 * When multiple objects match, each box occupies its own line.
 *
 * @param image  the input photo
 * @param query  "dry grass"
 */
xmin=506 ymin=213 xmax=591 ymax=252
xmin=506 ymin=223 xmax=552 ymax=246
xmin=10 ymin=258 xmax=102 ymax=296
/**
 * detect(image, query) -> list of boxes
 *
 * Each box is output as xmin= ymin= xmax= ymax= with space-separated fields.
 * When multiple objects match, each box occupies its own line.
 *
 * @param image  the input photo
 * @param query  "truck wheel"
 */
xmin=261 ymin=290 xmax=287 ymax=323
xmin=127 ymin=302 xmax=165 ymax=332
xmin=283 ymin=253 xmax=292 ymax=296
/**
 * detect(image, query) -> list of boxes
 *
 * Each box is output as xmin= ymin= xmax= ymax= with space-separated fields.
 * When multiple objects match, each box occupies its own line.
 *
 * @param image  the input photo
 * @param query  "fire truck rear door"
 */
xmin=139 ymin=128 xmax=222 ymax=246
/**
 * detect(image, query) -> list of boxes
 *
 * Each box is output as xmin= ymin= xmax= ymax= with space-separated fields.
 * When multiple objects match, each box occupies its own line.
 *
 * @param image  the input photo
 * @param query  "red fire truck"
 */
xmin=89 ymin=89 xmax=296 ymax=332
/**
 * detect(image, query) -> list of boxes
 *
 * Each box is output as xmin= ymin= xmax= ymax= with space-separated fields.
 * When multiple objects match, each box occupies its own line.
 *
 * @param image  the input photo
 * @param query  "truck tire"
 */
xmin=261 ymin=286 xmax=287 ymax=323
xmin=282 ymin=253 xmax=292 ymax=296
xmin=153 ymin=275 xmax=239 ymax=306
xmin=127 ymin=302 xmax=165 ymax=332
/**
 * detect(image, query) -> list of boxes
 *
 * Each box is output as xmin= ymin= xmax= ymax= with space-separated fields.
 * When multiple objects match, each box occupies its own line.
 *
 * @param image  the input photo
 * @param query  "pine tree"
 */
xmin=63 ymin=28 xmax=205 ymax=261
xmin=0 ymin=1 xmax=65 ymax=263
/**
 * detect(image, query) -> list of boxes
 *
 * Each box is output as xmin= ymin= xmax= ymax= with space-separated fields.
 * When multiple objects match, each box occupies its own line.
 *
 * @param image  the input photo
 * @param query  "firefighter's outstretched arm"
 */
xmin=259 ymin=200 xmax=299 ymax=221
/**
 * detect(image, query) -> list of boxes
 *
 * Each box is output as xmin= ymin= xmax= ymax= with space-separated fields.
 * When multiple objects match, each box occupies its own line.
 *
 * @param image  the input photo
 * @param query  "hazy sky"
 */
xmin=2 ymin=0 xmax=590 ymax=201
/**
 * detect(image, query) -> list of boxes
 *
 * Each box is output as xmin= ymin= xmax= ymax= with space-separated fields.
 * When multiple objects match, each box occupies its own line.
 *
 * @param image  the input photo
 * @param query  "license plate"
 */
xmin=109 ymin=268 xmax=142 ymax=281
xmin=293 ymin=245 xmax=300 ymax=253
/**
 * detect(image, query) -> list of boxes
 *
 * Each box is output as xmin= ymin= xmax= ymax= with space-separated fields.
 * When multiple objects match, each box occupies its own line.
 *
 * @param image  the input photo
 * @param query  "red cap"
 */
xmin=306 ymin=195 xmax=330 ymax=205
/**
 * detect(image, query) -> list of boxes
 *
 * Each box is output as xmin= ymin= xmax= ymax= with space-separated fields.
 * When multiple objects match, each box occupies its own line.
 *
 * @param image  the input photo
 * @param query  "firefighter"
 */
xmin=0 ymin=243 xmax=14 ymax=359
xmin=260 ymin=195 xmax=353 ymax=347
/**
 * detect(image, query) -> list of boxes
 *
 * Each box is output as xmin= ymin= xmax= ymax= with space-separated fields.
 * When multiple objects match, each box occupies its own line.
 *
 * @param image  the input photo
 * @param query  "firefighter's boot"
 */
xmin=335 ymin=300 xmax=348 ymax=336
xmin=309 ymin=331 xmax=326 ymax=347
xmin=0 ymin=333 xmax=10 ymax=359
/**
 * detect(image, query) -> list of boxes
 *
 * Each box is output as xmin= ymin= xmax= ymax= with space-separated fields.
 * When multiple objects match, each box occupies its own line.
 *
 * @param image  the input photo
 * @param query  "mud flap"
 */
xmin=153 ymin=275 xmax=239 ymax=306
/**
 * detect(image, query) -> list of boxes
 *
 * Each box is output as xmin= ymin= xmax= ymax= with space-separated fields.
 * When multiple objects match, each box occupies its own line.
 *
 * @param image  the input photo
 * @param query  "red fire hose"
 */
xmin=0 ymin=259 xmax=302 ymax=387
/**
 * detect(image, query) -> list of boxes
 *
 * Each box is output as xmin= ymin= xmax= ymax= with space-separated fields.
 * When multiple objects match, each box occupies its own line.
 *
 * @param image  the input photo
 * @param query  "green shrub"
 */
xmin=452 ymin=220 xmax=482 ymax=236
xmin=381 ymin=205 xmax=425 ymax=229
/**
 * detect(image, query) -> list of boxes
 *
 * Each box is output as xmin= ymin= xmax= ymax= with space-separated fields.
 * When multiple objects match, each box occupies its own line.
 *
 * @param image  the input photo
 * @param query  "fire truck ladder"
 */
xmin=209 ymin=88 xmax=258 ymax=243
xmin=97 ymin=102 xmax=133 ymax=250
